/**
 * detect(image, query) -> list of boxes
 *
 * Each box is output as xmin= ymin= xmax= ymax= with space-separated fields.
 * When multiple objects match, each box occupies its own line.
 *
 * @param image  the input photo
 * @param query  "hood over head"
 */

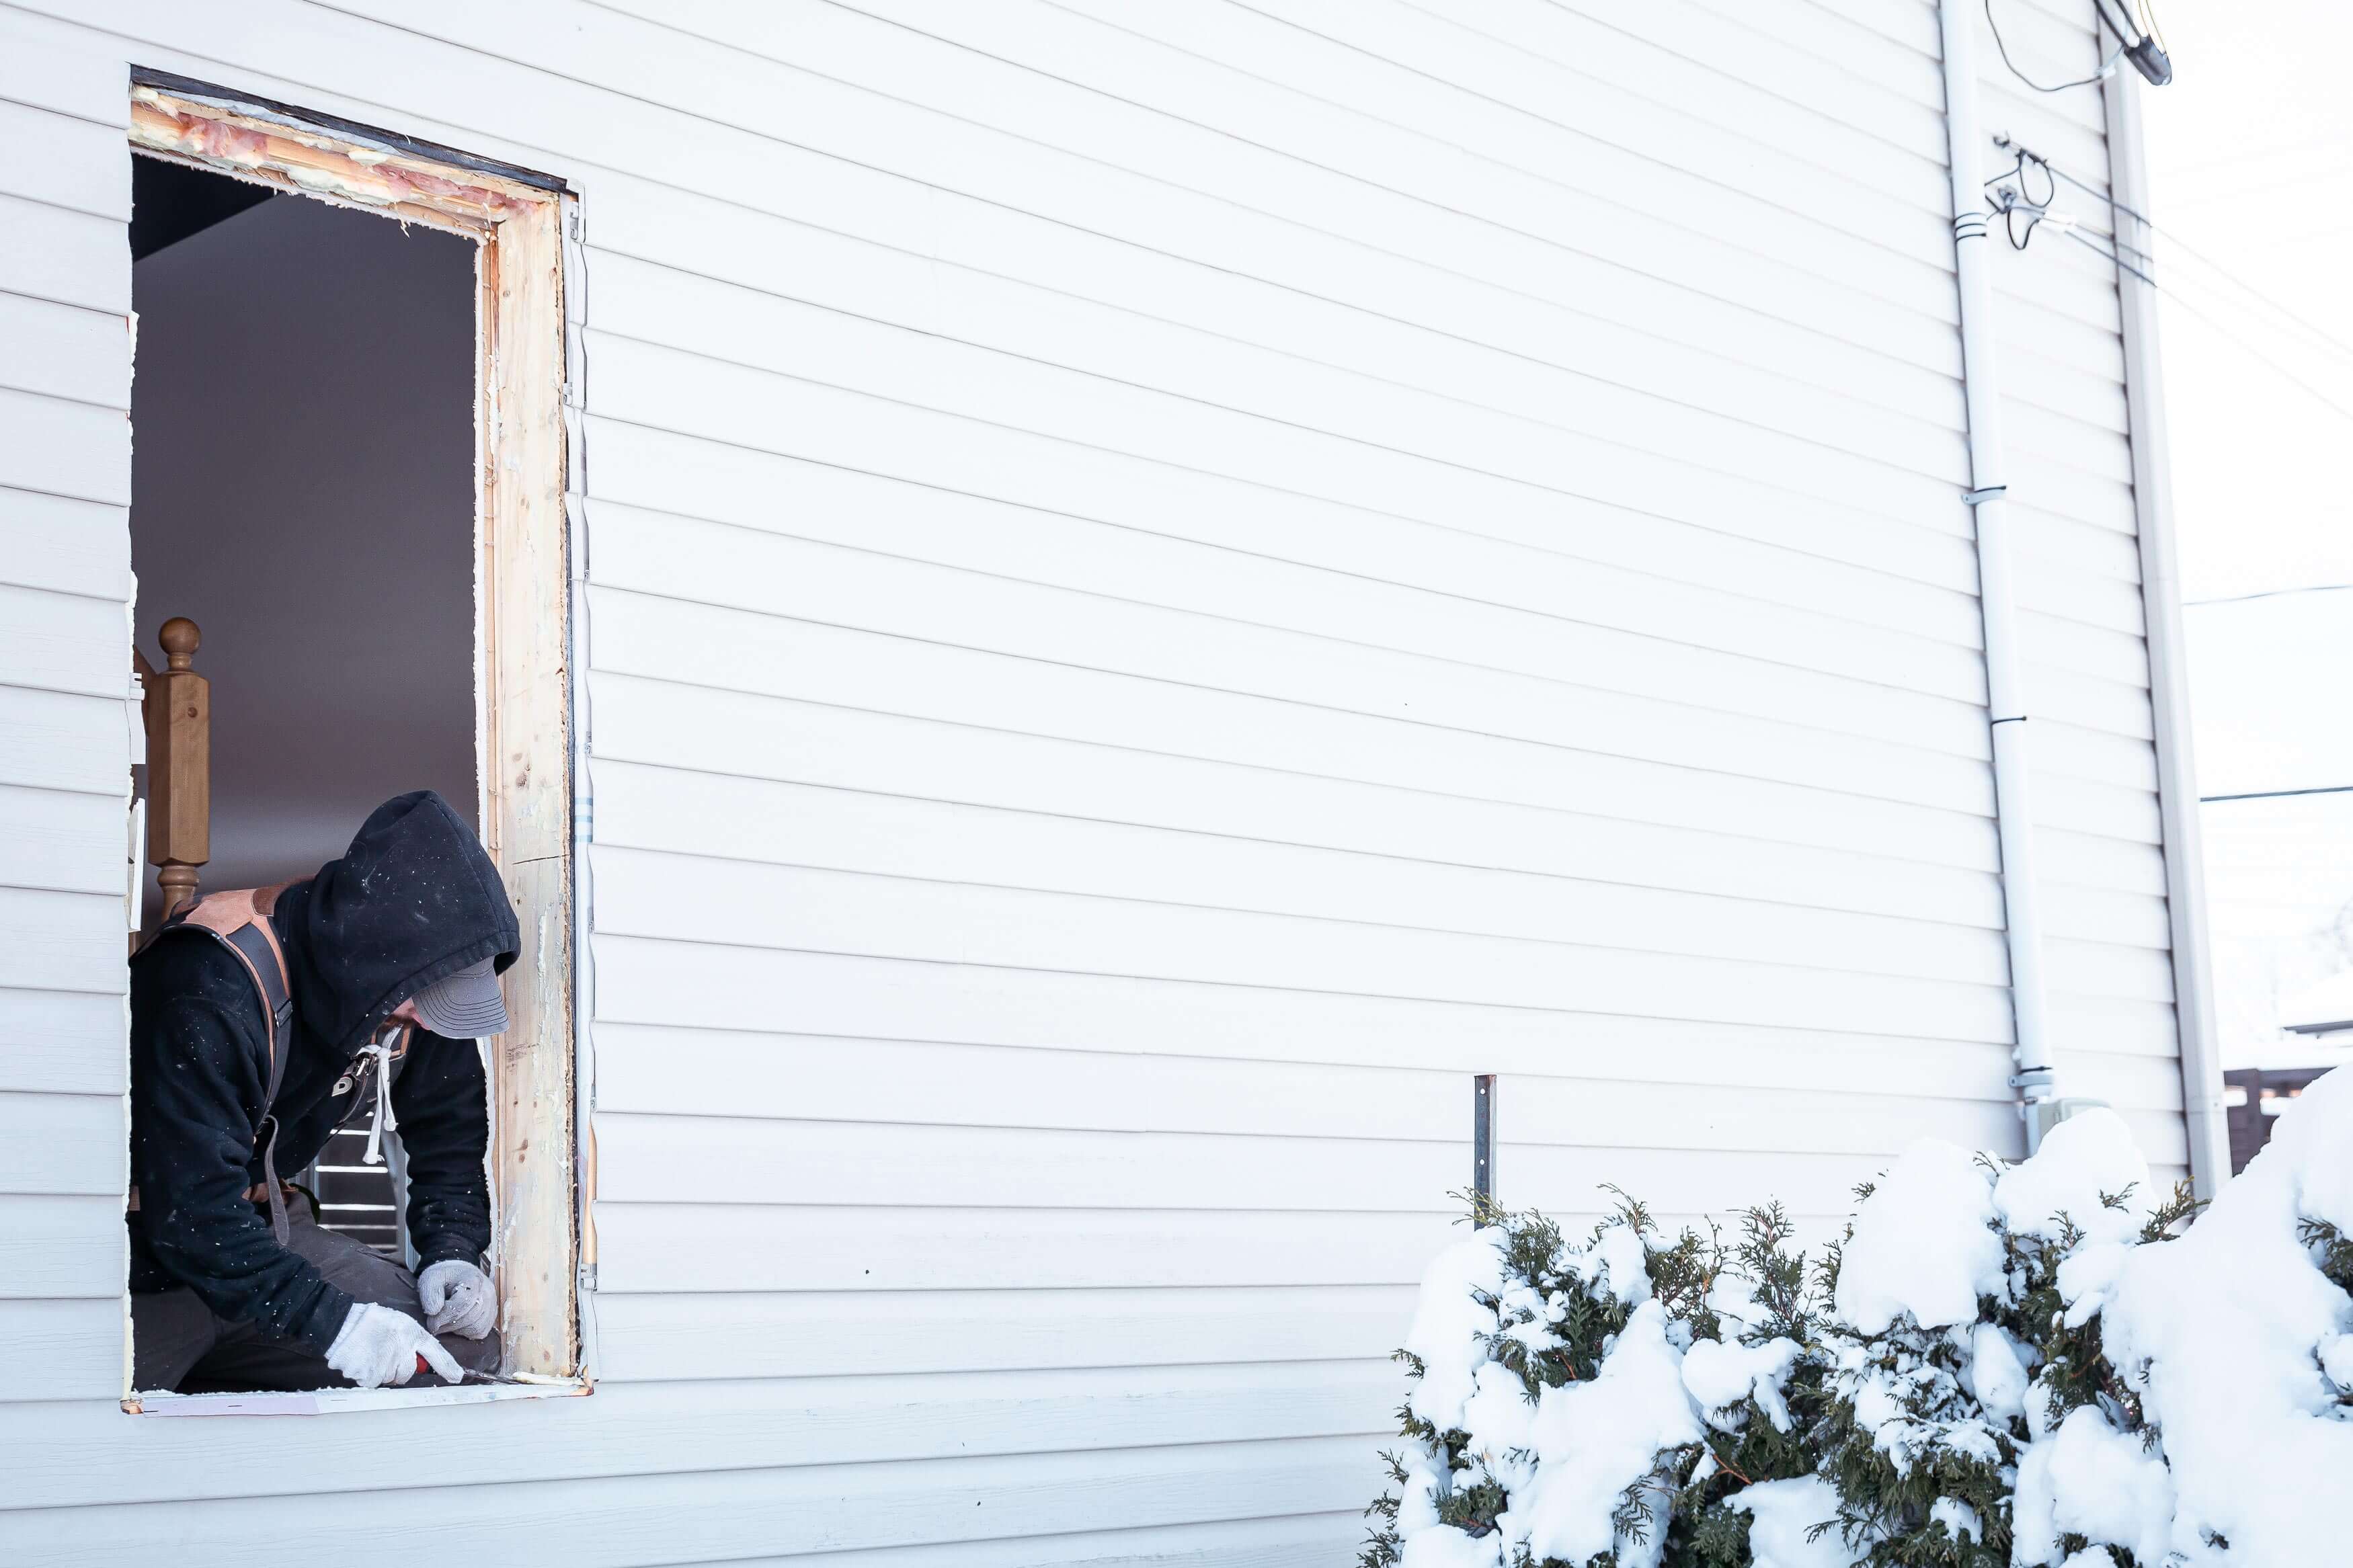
xmin=286 ymin=790 xmax=519 ymax=1053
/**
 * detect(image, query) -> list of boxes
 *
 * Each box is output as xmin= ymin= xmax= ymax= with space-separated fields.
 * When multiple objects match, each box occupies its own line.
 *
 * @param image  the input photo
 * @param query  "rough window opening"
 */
xmin=122 ymin=83 xmax=579 ymax=1410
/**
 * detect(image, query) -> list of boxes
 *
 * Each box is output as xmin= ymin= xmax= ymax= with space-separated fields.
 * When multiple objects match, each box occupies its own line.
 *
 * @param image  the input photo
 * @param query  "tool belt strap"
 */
xmin=127 ymin=1180 xmax=294 ymax=1214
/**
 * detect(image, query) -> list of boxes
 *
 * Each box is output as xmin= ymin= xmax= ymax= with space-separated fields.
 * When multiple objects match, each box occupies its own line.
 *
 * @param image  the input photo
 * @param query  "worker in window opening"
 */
xmin=126 ymin=790 xmax=518 ymax=1393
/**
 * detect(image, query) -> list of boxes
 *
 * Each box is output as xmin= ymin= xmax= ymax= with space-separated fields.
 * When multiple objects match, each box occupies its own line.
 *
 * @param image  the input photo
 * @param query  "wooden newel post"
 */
xmin=145 ymin=617 xmax=210 ymax=917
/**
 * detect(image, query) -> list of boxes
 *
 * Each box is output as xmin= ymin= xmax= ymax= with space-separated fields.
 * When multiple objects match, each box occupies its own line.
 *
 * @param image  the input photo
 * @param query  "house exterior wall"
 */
xmin=0 ymin=1 xmax=2187 ymax=1562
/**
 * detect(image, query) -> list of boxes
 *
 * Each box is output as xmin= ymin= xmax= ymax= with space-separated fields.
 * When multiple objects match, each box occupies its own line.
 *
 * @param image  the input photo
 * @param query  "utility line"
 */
xmin=2036 ymin=153 xmax=2353 ymax=367
xmin=2186 ymin=585 xmax=2353 ymax=607
xmin=2067 ymin=228 xmax=2353 ymax=427
xmin=1996 ymin=142 xmax=2353 ymax=376
xmin=2203 ymin=786 xmax=2353 ymax=804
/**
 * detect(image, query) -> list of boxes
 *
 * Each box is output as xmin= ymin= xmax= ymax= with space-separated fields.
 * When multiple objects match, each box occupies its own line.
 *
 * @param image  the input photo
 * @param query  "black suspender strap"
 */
xmin=223 ymin=921 xmax=296 ymax=1245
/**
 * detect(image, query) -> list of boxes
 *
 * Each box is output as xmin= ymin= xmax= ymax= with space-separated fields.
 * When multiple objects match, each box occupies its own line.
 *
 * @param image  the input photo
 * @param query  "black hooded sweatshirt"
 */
xmin=128 ymin=791 xmax=520 ymax=1353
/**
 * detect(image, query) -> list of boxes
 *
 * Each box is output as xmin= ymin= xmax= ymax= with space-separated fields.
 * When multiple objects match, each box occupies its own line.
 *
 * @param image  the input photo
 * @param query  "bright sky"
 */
xmin=2138 ymin=2 xmax=2353 ymax=1061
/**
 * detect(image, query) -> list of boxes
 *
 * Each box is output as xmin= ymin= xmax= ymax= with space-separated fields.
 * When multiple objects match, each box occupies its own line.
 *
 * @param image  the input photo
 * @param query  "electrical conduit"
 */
xmin=1938 ymin=0 xmax=2059 ymax=1143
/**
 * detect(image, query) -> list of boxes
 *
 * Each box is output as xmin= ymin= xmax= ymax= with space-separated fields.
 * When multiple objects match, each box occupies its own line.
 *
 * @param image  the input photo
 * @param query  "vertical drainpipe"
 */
xmin=1938 ymin=0 xmax=2059 ymax=1146
xmin=2101 ymin=77 xmax=2233 ymax=1196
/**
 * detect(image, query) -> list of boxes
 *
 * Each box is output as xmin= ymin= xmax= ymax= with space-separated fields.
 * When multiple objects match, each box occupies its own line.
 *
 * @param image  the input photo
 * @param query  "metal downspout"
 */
xmin=2101 ymin=75 xmax=2233 ymax=1196
xmin=1938 ymin=0 xmax=2059 ymax=1145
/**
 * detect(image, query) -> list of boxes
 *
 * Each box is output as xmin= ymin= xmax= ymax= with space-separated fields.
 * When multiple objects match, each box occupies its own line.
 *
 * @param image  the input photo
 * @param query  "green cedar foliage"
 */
xmin=1363 ymin=1176 xmax=2204 ymax=1568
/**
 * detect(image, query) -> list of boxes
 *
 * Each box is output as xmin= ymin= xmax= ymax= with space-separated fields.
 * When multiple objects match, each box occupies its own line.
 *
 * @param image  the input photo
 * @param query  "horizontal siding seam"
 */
xmin=592 ymin=756 xmax=2008 ymax=925
xmin=0 ymin=474 xmax=130 ymax=511
xmin=0 ymin=776 xmax=128 ymax=802
xmin=0 ymin=284 xmax=126 ymax=325
xmin=590 ymin=792 xmax=2018 ymax=945
xmin=593 ymin=841 xmax=2030 ymax=993
xmin=586 ymin=581 xmax=2005 ymax=816
xmin=584 ymin=318 xmax=1980 ymax=569
xmin=0 ymin=977 xmax=127 ymax=999
xmin=0 ymin=573 xmax=134 ymax=608
xmin=590 ymin=1083 xmax=2041 ymax=1139
xmin=822 ymin=0 xmax=1967 ymax=272
xmin=589 ymin=476 xmax=1992 ymax=669
xmin=0 ymin=95 xmax=127 ymax=137
xmin=0 ymin=380 xmax=131 ymax=416
xmin=586 ymin=1014 xmax=2026 ymax=1075
xmin=586 ymin=406 xmax=1991 ymax=618
xmin=584 ymin=390 xmax=1989 ymax=636
xmin=598 ymin=929 xmax=2019 ymax=1048
xmin=0 ymin=1444 xmax=1398 ymax=1522
xmin=270 ymin=0 xmax=1987 ymax=380
xmin=0 ymin=673 xmax=134 ymax=704
xmin=1432 ymin=1 xmax=1945 ymax=151
xmin=372 ymin=1 xmax=1982 ymax=340
xmin=585 ymin=668 xmax=2005 ymax=874
xmin=0 ymin=180 xmax=123 ymax=230
xmin=584 ymin=520 xmax=2005 ymax=743
xmin=584 ymin=229 xmax=1983 ymax=505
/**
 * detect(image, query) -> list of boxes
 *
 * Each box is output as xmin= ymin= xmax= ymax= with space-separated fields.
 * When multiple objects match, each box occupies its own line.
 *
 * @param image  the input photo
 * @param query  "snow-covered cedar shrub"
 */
xmin=1362 ymin=1073 xmax=2353 ymax=1568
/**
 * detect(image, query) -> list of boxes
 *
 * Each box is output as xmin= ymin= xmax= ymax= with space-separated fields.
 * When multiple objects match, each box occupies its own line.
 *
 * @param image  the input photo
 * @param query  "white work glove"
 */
xmin=417 ymin=1259 xmax=497 ymax=1340
xmin=325 ymin=1302 xmax=463 ymax=1389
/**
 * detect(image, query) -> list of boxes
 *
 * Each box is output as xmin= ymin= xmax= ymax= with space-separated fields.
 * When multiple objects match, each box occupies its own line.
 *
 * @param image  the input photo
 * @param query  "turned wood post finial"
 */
xmin=159 ymin=616 xmax=201 ymax=671
xmin=145 ymin=616 xmax=210 ymax=915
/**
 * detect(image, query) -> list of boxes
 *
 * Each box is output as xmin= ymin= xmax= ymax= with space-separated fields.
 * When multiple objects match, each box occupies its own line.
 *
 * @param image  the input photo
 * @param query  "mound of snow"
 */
xmin=1729 ymin=1475 xmax=1860 ymax=1568
xmin=1682 ymin=1335 xmax=1802 ymax=1433
xmin=1392 ymin=1229 xmax=1702 ymax=1568
xmin=1833 ymin=1139 xmax=2004 ymax=1333
xmin=2013 ymin=1405 xmax=2176 ymax=1566
xmin=1993 ymin=1107 xmax=2151 ymax=1247
xmin=1515 ymin=1301 xmax=1704 ymax=1568
xmin=1401 ymin=1231 xmax=1507 ymax=1434
xmin=2102 ymin=1071 xmax=2353 ymax=1563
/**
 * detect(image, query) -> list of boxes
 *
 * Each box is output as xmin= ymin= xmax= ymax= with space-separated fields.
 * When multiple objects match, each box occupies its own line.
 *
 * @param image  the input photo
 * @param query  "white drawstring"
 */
xmin=356 ymin=1027 xmax=403 ymax=1165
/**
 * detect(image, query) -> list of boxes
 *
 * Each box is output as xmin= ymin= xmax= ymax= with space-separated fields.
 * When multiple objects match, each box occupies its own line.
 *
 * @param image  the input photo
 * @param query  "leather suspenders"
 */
xmin=143 ymin=884 xmax=299 ymax=1244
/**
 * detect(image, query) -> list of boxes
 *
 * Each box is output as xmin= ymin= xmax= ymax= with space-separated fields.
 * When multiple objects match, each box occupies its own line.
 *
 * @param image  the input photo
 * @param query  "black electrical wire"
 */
xmin=1985 ymin=144 xmax=2061 ymax=249
xmin=1985 ymin=0 xmax=2126 ymax=93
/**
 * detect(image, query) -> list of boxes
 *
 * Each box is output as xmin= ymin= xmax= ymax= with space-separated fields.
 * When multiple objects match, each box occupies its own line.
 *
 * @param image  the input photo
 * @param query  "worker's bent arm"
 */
xmin=389 ymin=1026 xmax=493 ymax=1268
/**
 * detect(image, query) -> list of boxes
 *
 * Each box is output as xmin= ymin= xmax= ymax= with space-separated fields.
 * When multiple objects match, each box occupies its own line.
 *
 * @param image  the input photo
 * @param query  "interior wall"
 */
xmin=130 ymin=169 xmax=478 ymax=903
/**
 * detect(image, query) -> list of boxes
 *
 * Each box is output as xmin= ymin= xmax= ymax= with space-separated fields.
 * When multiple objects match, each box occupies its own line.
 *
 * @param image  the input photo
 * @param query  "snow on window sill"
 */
xmin=126 ymin=1376 xmax=588 ymax=1417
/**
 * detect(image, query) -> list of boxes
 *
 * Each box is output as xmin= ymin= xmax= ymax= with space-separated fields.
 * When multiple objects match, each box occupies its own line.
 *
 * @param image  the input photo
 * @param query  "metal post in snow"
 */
xmin=1473 ymin=1074 xmax=1496 ymax=1221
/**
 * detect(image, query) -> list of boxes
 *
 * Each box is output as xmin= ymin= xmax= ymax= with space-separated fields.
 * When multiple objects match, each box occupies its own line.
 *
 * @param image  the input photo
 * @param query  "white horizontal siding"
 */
xmin=589 ymin=937 xmax=2020 ymax=1092
xmin=590 ymin=763 xmax=2010 ymax=977
xmin=0 ymin=987 xmax=124 ymax=1095
xmin=0 ymin=23 xmax=132 ymax=1499
xmin=0 ymin=1 xmax=2188 ymax=1565
xmin=0 ymin=1438 xmax=1382 ymax=1567
xmin=0 ymin=489 xmax=130 ymax=602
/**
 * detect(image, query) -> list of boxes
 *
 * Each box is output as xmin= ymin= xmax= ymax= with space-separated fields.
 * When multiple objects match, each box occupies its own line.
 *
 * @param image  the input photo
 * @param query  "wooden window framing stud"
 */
xmin=128 ymin=79 xmax=582 ymax=1382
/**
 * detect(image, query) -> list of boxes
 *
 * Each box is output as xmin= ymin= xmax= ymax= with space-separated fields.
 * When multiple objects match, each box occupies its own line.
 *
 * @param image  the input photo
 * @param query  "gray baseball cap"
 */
xmin=409 ymin=956 xmax=509 ymax=1039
